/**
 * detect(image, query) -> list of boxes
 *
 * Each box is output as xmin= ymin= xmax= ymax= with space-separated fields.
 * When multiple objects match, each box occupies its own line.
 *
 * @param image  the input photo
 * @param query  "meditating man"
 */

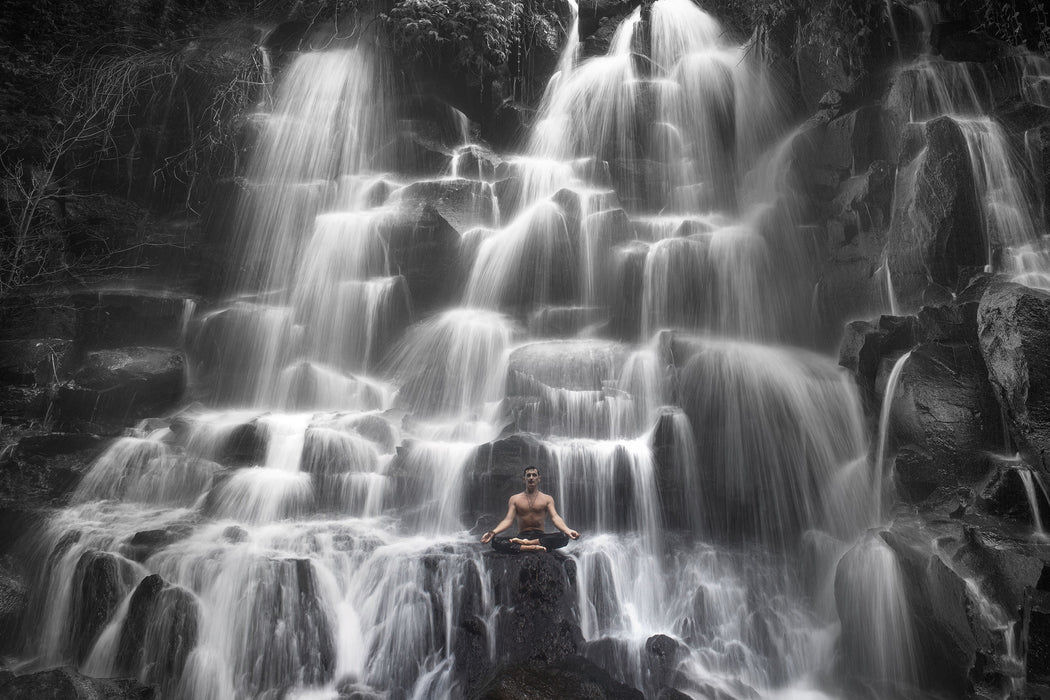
xmin=480 ymin=466 xmax=580 ymax=552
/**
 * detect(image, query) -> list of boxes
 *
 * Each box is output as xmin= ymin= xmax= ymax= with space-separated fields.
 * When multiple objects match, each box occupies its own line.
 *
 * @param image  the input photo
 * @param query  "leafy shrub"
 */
xmin=381 ymin=0 xmax=525 ymax=79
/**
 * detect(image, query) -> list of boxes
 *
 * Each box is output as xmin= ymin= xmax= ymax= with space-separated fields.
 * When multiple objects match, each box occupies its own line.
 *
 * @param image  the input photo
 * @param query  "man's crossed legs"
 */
xmin=490 ymin=529 xmax=570 ymax=553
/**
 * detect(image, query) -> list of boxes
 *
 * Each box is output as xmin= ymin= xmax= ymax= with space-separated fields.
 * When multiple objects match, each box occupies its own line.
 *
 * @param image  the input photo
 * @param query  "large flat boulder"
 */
xmin=59 ymin=348 xmax=185 ymax=423
xmin=72 ymin=290 xmax=191 ymax=349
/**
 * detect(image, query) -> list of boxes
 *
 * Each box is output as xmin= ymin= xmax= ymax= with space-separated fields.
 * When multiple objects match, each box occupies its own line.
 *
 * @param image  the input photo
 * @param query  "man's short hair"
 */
xmin=523 ymin=466 xmax=539 ymax=476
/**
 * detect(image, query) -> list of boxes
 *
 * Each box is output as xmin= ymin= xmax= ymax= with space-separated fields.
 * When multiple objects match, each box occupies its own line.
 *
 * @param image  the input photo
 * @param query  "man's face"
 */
xmin=524 ymin=470 xmax=539 ymax=487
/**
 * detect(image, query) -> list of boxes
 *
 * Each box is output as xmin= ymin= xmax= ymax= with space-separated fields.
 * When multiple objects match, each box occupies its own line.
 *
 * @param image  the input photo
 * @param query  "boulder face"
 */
xmin=116 ymin=574 xmax=200 ymax=689
xmin=454 ymin=552 xmax=635 ymax=698
xmin=59 ymin=347 xmax=186 ymax=423
xmin=472 ymin=654 xmax=643 ymax=699
xmin=887 ymin=116 xmax=983 ymax=308
xmin=0 ymin=667 xmax=154 ymax=699
xmin=384 ymin=204 xmax=462 ymax=313
xmin=489 ymin=552 xmax=582 ymax=665
xmin=0 ymin=561 xmax=27 ymax=653
xmin=888 ymin=341 xmax=1000 ymax=501
xmin=468 ymin=434 xmax=552 ymax=520
xmin=69 ymin=550 xmax=139 ymax=663
xmin=73 ymin=290 xmax=191 ymax=350
xmin=879 ymin=529 xmax=978 ymax=698
xmin=977 ymin=281 xmax=1050 ymax=473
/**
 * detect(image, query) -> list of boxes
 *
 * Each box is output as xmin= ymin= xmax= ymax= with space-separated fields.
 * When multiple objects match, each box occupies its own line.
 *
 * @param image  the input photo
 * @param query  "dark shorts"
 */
xmin=490 ymin=529 xmax=570 ymax=554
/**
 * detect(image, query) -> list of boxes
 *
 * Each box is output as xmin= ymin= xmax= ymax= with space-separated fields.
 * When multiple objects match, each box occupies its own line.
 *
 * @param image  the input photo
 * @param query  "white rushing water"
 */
xmin=19 ymin=3 xmax=1027 ymax=699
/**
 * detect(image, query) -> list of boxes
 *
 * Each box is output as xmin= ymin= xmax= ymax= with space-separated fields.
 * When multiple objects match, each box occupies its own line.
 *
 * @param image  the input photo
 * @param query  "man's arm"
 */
xmin=547 ymin=499 xmax=579 ymax=539
xmin=481 ymin=498 xmax=517 ymax=543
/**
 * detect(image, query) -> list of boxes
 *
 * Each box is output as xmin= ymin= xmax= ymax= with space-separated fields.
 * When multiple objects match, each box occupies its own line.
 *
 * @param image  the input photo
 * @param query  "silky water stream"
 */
xmin=12 ymin=2 xmax=956 ymax=698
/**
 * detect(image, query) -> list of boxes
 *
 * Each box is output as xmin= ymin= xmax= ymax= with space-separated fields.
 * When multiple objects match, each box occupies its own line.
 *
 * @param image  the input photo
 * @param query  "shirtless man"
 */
xmin=480 ymin=466 xmax=580 ymax=552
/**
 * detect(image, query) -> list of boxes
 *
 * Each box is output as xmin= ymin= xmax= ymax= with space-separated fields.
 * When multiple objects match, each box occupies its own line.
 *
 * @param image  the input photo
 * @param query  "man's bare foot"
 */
xmin=510 ymin=538 xmax=540 ymax=545
xmin=519 ymin=544 xmax=547 ymax=552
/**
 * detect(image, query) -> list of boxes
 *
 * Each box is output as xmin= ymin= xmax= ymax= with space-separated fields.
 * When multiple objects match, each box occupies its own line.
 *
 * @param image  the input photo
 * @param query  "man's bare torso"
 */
xmin=510 ymin=490 xmax=552 ymax=531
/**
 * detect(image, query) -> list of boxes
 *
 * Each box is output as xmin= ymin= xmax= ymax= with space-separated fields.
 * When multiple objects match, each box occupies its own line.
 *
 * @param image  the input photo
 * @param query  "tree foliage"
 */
xmin=380 ymin=0 xmax=525 ymax=80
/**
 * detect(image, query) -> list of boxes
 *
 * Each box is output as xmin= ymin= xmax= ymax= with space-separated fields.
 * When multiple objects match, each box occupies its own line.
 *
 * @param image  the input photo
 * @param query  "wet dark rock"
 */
xmin=813 ymin=246 xmax=884 ymax=341
xmin=70 ymin=550 xmax=139 ymax=663
xmin=645 ymin=634 xmax=685 ymax=689
xmin=649 ymin=408 xmax=694 ymax=531
xmin=938 ymin=30 xmax=1012 ymax=63
xmin=578 ymin=0 xmax=639 ymax=37
xmin=880 ymin=529 xmax=977 ymax=697
xmin=385 ymin=204 xmax=461 ymax=313
xmin=655 ymin=688 xmax=691 ymax=700
xmin=0 ymin=667 xmax=154 ymax=699
xmin=1026 ymin=124 xmax=1050 ymax=227
xmin=116 ymin=574 xmax=199 ymax=686
xmin=456 ymin=145 xmax=502 ymax=182
xmin=0 ymin=385 xmax=51 ymax=421
xmin=977 ymin=281 xmax=1050 ymax=473
xmin=240 ymin=558 xmax=336 ymax=694
xmin=488 ymin=101 xmax=530 ymax=150
xmin=550 ymin=185 xmax=582 ymax=233
xmin=609 ymin=159 xmax=667 ymax=212
xmin=0 ymin=559 xmax=27 ymax=653
xmin=220 ymin=421 xmax=268 ymax=466
xmin=528 ymin=306 xmax=609 ymax=338
xmin=0 ymin=433 xmax=111 ymax=545
xmin=344 ymin=414 xmax=397 ymax=454
xmin=838 ymin=314 xmax=917 ymax=399
xmin=390 ymin=178 xmax=496 ymax=236
xmin=59 ymin=347 xmax=185 ymax=423
xmin=473 ymin=654 xmax=642 ymax=699
xmin=493 ymin=176 xmax=524 ymax=220
xmin=468 ymin=434 xmax=552 ymax=517
xmin=585 ymin=207 xmax=633 ymax=247
xmin=0 ymin=292 xmax=76 ymax=340
xmin=222 ymin=525 xmax=249 ymax=543
xmin=826 ymin=160 xmax=894 ymax=244
xmin=886 ymin=116 xmax=983 ymax=308
xmin=609 ymin=240 xmax=648 ymax=339
xmin=820 ymin=107 xmax=890 ymax=176
xmin=951 ymin=527 xmax=1043 ymax=613
xmin=123 ymin=526 xmax=193 ymax=562
xmin=373 ymin=129 xmax=451 ymax=177
xmin=485 ymin=552 xmax=581 ymax=666
xmin=508 ymin=340 xmax=627 ymax=393
xmin=888 ymin=341 xmax=1000 ymax=501
xmin=976 ymin=462 xmax=1048 ymax=525
xmin=582 ymin=14 xmax=629 ymax=57
xmin=73 ymin=290 xmax=190 ymax=350
xmin=1024 ymin=588 xmax=1050 ymax=688
xmin=454 ymin=615 xmax=491 ymax=691
xmin=0 ymin=338 xmax=74 ymax=386
xmin=993 ymin=98 xmax=1050 ymax=135
xmin=917 ymin=302 xmax=979 ymax=345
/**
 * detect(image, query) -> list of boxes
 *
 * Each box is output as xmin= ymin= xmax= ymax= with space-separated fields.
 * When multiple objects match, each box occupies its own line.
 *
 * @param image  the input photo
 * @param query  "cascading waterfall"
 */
xmin=13 ymin=3 xmax=937 ymax=699
xmin=887 ymin=4 xmax=1050 ymax=299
